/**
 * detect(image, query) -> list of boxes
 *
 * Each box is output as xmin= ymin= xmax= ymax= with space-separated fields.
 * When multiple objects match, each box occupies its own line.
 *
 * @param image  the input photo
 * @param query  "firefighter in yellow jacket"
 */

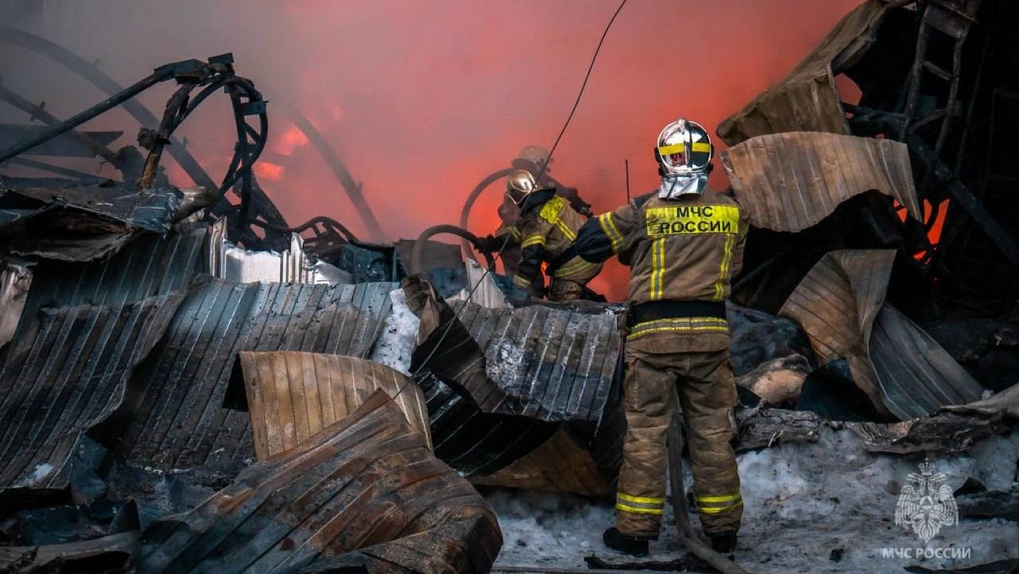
xmin=477 ymin=169 xmax=603 ymax=301
xmin=573 ymin=118 xmax=748 ymax=555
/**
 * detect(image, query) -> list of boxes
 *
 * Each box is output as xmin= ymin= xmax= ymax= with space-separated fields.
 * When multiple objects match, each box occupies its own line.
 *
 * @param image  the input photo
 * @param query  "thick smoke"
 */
xmin=0 ymin=0 xmax=861 ymax=300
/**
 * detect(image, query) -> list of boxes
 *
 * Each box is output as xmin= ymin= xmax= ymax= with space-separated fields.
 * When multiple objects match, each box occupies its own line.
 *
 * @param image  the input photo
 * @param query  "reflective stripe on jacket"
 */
xmin=573 ymin=188 xmax=747 ymax=352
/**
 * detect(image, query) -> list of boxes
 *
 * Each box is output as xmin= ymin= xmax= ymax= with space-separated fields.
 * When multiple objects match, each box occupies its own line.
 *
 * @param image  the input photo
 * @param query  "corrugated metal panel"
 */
xmin=405 ymin=276 xmax=621 ymax=423
xmin=779 ymin=249 xmax=898 ymax=417
xmin=115 ymin=279 xmax=396 ymax=472
xmin=238 ymin=351 xmax=432 ymax=459
xmin=20 ymin=224 xmax=206 ymax=310
xmin=0 ymin=185 xmax=183 ymax=234
xmin=3 ymin=224 xmax=206 ymax=362
xmin=720 ymin=132 xmax=922 ymax=232
xmin=419 ymin=372 xmax=559 ymax=477
xmin=945 ymin=384 xmax=1019 ymax=419
xmin=870 ymin=305 xmax=984 ymax=420
xmin=0 ymin=294 xmax=184 ymax=491
xmin=717 ymin=0 xmax=890 ymax=145
xmin=780 ymin=249 xmax=984 ymax=420
xmin=136 ymin=391 xmax=502 ymax=574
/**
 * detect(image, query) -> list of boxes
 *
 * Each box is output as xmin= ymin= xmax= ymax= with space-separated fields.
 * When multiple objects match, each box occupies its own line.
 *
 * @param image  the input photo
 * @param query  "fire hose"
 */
xmin=668 ymin=391 xmax=750 ymax=574
xmin=409 ymin=224 xmax=497 ymax=276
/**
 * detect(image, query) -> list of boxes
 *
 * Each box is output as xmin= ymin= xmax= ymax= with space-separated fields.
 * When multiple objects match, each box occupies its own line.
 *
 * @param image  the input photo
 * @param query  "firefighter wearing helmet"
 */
xmin=479 ymin=168 xmax=603 ymax=301
xmin=572 ymin=118 xmax=748 ymax=555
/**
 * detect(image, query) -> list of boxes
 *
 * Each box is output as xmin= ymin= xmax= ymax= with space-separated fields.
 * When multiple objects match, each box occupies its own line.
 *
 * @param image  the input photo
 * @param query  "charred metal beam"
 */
xmin=0 ymin=25 xmax=217 ymax=192
xmin=906 ymin=132 xmax=1019 ymax=263
xmin=0 ymin=66 xmax=171 ymax=164
xmin=0 ymin=82 xmax=121 ymax=164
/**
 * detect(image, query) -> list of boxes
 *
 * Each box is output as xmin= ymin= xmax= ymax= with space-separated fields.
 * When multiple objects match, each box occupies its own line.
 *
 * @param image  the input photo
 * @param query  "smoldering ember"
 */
xmin=0 ymin=1 xmax=1016 ymax=573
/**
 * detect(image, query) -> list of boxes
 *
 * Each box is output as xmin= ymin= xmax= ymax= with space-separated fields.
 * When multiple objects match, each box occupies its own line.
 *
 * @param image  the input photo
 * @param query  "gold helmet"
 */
xmin=505 ymin=169 xmax=538 ymax=205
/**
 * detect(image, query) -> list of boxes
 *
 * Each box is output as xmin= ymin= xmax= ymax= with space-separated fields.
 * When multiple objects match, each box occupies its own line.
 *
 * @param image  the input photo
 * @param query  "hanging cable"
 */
xmin=398 ymin=0 xmax=630 ymax=392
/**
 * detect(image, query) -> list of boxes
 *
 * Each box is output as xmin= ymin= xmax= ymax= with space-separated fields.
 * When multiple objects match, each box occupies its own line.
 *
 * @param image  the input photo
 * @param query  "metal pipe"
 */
xmin=0 ymin=81 xmax=120 ymax=165
xmin=0 ymin=25 xmax=217 ymax=191
xmin=0 ymin=72 xmax=164 ymax=164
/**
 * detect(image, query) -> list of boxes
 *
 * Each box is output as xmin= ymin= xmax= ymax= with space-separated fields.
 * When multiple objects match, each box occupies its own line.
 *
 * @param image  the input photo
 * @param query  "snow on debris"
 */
xmin=488 ymin=427 xmax=1019 ymax=573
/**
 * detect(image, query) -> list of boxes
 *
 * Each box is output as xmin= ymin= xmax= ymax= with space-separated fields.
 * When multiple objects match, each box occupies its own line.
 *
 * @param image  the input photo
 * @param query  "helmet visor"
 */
xmin=658 ymin=141 xmax=711 ymax=172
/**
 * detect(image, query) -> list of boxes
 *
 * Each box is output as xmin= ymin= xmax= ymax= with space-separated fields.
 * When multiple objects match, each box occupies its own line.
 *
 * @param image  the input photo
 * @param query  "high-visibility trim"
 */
xmin=521 ymin=234 xmax=546 ymax=248
xmin=713 ymin=232 xmax=736 ymax=301
xmin=618 ymin=493 xmax=664 ymax=504
xmin=554 ymin=257 xmax=596 ymax=278
xmin=513 ymin=275 xmax=531 ymax=288
xmin=598 ymin=213 xmax=625 ymax=253
xmin=496 ymin=226 xmax=522 ymax=240
xmin=657 ymin=142 xmax=711 ymax=156
xmin=649 ymin=237 xmax=665 ymax=300
xmin=539 ymin=196 xmax=567 ymax=225
xmin=695 ymin=494 xmax=742 ymax=504
xmin=645 ymin=205 xmax=739 ymax=237
xmin=616 ymin=503 xmax=664 ymax=515
xmin=555 ymin=219 xmax=577 ymax=242
xmin=627 ymin=317 xmax=729 ymax=340
xmin=697 ymin=501 xmax=744 ymax=515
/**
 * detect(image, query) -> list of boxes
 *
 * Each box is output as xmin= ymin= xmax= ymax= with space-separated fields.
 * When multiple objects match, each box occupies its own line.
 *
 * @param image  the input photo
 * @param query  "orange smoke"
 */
xmin=10 ymin=1 xmax=863 ymax=302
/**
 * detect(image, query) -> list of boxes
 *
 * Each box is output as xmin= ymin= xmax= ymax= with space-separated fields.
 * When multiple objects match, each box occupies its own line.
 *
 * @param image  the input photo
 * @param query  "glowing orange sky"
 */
xmin=0 ymin=0 xmax=863 ymax=300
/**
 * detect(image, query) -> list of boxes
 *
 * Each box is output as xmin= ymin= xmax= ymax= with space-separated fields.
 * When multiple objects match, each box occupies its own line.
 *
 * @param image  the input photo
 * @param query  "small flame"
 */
xmin=254 ymin=162 xmax=285 ymax=181
xmin=276 ymin=125 xmax=310 ymax=157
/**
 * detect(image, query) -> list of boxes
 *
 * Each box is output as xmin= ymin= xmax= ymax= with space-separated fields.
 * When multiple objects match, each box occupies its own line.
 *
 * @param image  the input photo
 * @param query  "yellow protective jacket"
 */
xmin=513 ymin=189 xmax=602 ymax=295
xmin=574 ymin=188 xmax=748 ymax=352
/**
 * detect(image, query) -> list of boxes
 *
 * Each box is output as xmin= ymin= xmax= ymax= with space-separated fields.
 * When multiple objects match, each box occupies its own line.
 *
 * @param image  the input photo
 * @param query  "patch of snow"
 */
xmin=488 ymin=428 xmax=1019 ymax=573
xmin=369 ymin=287 xmax=419 ymax=376
xmin=13 ymin=463 xmax=55 ymax=487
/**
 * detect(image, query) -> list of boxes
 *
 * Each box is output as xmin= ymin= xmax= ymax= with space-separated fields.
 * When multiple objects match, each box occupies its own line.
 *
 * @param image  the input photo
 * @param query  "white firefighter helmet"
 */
xmin=655 ymin=118 xmax=713 ymax=177
xmin=505 ymin=169 xmax=538 ymax=205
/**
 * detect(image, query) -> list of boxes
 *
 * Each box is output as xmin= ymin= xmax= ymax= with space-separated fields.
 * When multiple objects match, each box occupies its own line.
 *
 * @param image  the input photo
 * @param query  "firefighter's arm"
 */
xmin=573 ymin=201 xmax=640 ymax=264
xmin=513 ymin=221 xmax=548 ymax=297
xmin=475 ymin=225 xmax=520 ymax=253
xmin=730 ymin=207 xmax=750 ymax=278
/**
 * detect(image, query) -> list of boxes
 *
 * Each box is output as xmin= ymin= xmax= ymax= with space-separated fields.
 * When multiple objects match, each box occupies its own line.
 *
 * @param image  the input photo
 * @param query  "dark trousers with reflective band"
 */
xmin=615 ymin=346 xmax=742 ymax=538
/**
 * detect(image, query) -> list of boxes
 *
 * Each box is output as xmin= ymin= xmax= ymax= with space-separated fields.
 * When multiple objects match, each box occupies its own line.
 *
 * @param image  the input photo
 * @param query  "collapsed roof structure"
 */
xmin=0 ymin=0 xmax=1016 ymax=572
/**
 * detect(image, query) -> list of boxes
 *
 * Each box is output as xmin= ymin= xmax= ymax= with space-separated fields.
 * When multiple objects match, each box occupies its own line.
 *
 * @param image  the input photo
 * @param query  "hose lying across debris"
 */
xmin=409 ymin=224 xmax=497 ymax=276
xmin=668 ymin=391 xmax=750 ymax=574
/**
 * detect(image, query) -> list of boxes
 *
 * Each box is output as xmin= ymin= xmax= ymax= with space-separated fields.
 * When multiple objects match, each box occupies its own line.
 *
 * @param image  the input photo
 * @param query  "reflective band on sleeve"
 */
xmin=598 ymin=213 xmax=625 ymax=254
xmin=521 ymin=234 xmax=546 ymax=248
xmin=554 ymin=257 xmax=596 ymax=278
xmin=513 ymin=276 xmax=531 ymax=288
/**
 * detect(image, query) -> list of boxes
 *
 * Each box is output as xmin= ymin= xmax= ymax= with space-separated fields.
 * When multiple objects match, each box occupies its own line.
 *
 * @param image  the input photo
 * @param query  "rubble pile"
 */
xmin=0 ymin=1 xmax=1016 ymax=573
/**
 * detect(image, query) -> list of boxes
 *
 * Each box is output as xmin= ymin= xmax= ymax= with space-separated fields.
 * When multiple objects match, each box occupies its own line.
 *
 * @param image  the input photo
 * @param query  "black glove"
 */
xmin=473 ymin=234 xmax=503 ymax=252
